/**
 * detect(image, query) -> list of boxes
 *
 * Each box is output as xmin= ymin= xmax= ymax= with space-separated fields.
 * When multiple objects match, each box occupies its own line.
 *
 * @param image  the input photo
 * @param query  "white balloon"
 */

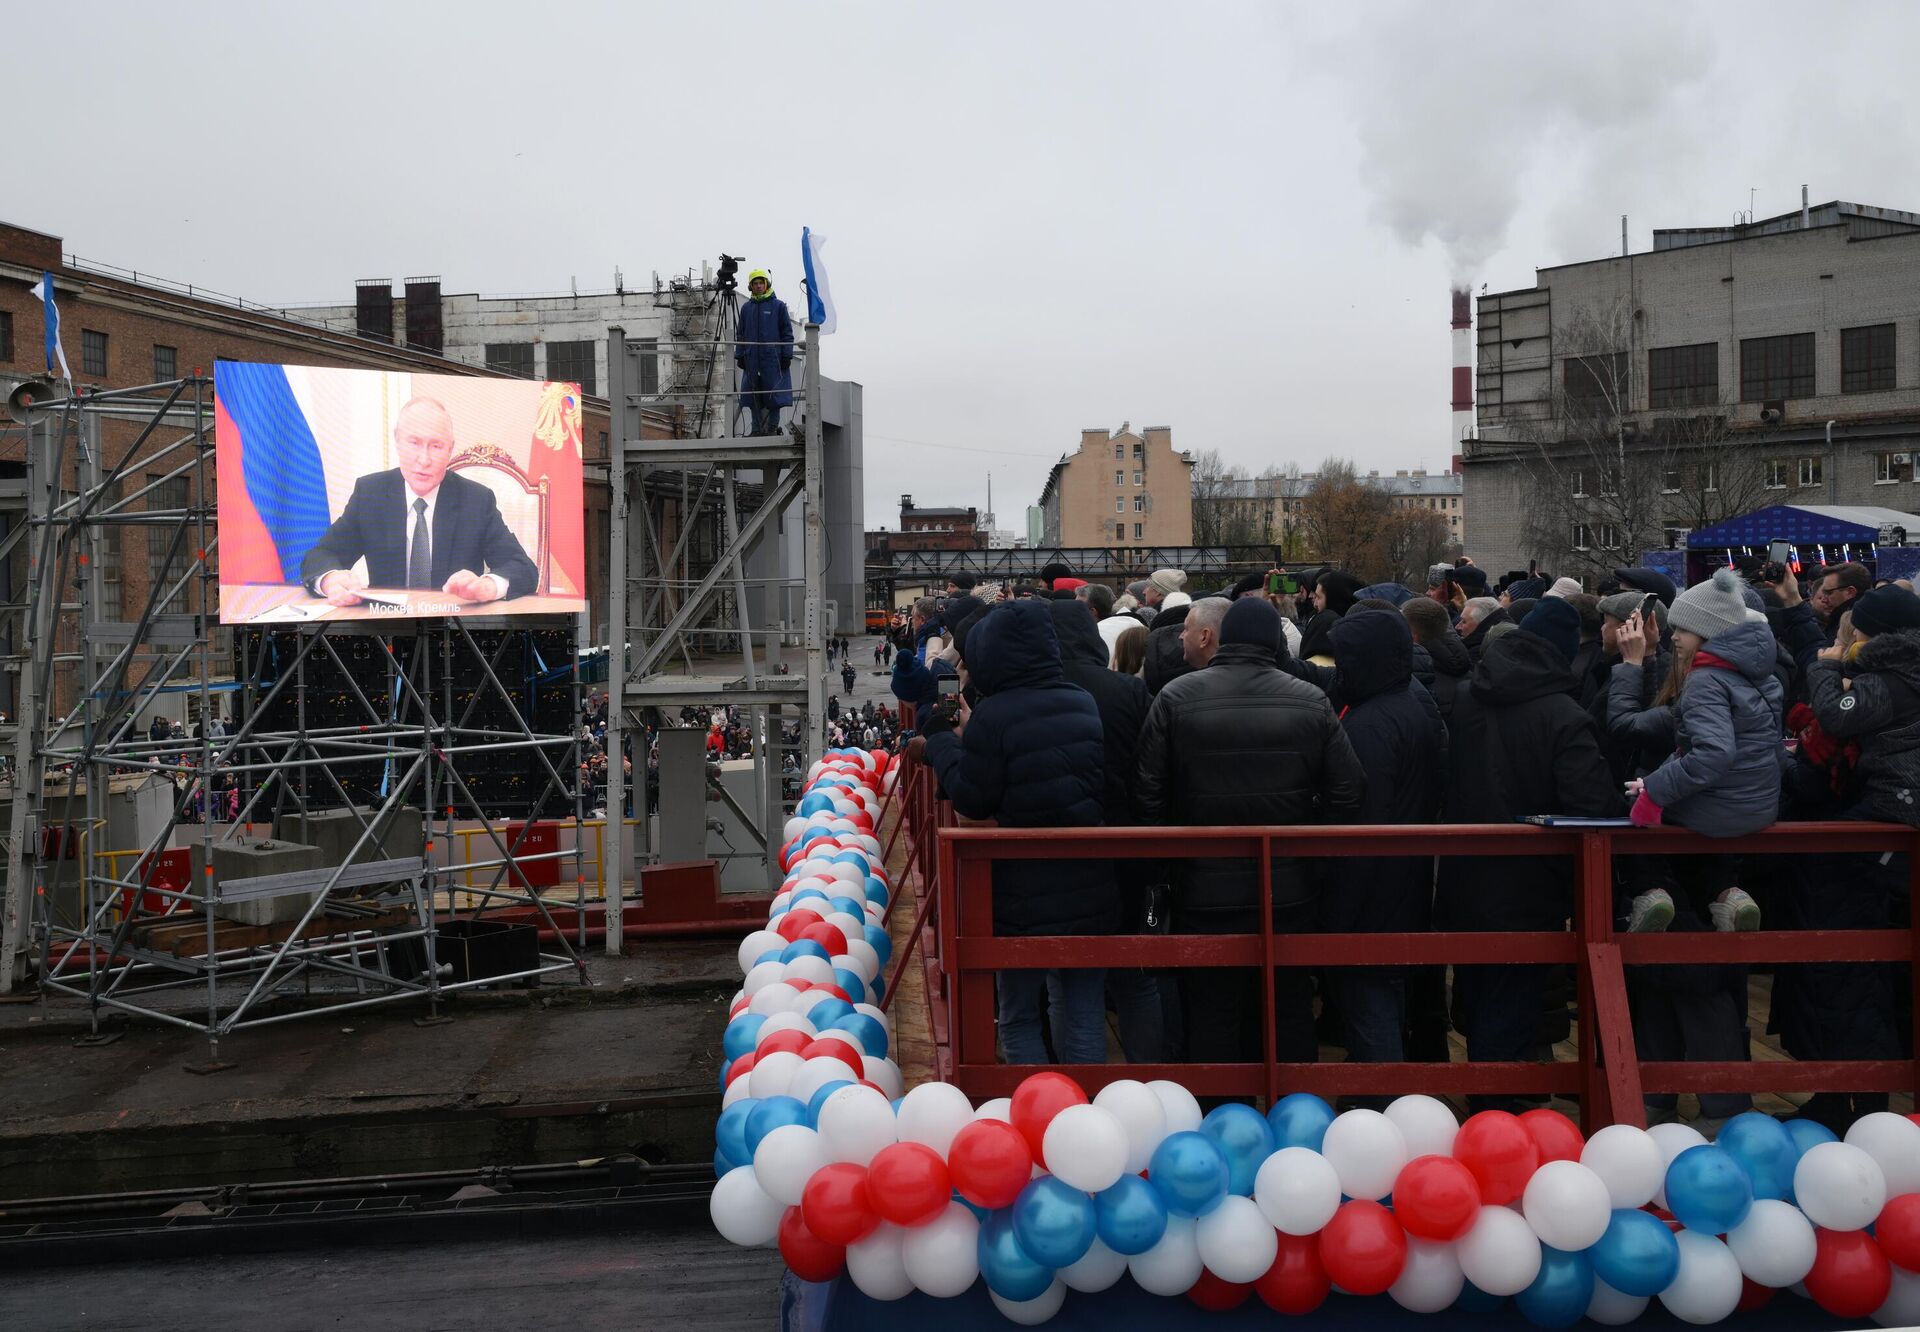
xmin=1659 ymin=1230 xmax=1742 ymax=1325
xmin=771 ymin=891 xmax=795 ymax=913
xmin=1147 ymin=1080 xmax=1203 ymax=1135
xmin=1845 ymin=1111 xmax=1920 ymax=1196
xmin=826 ymin=863 xmax=867 ymax=886
xmin=783 ymin=954 xmax=836 ymax=988
xmin=844 ymin=939 xmax=883 ymax=980
xmin=1456 ymin=1205 xmax=1542 ymax=1298
xmin=791 ymin=872 xmax=834 ymax=893
xmin=1647 ymin=1121 xmax=1708 ymax=1209
xmin=863 ymin=1056 xmax=904 ymax=1100
xmin=1725 ymin=1198 xmax=1817 ymax=1288
xmin=721 ymin=1075 xmax=754 ymax=1110
xmin=1089 ymin=1081 xmax=1167 ymax=1173
xmin=817 ymin=1084 xmax=898 ymax=1166
xmin=901 ymin=1202 xmax=980 ymax=1298
xmin=748 ymin=981 xmax=802 ymax=1016
xmin=990 ymin=1279 xmax=1066 ymax=1325
xmin=1384 ymin=1095 xmax=1459 ymax=1159
xmin=854 ymin=1001 xmax=891 ymax=1030
xmin=974 ymin=1097 xmax=1013 ymax=1122
xmin=788 ymin=1056 xmax=861 ymax=1106
xmin=747 ymin=1050 xmax=805 ymax=1101
xmin=1254 ymin=1146 xmax=1342 ymax=1236
xmin=1320 ymin=1109 xmax=1408 ymax=1202
xmin=1043 ymin=1104 xmax=1131 ymax=1194
xmin=738 ymin=929 xmax=785 ymax=975
xmin=1129 ymin=1215 xmax=1203 ymax=1296
xmin=752 ymin=1123 xmax=828 ymax=1206
xmin=823 ymin=911 xmax=866 ymax=947
xmin=1058 ymin=1237 xmax=1129 ymax=1293
xmin=828 ymin=956 xmax=870 ymax=993
xmin=896 ymin=1082 xmax=975 ymax=1157
xmin=1876 ymin=1267 xmax=1920 ymax=1329
xmin=1793 ymin=1141 xmax=1887 ymax=1231
xmin=847 ymin=1222 xmax=914 ymax=1301
xmin=1194 ymin=1195 xmax=1278 ymax=1284
xmin=743 ymin=960 xmax=788 ymax=996
xmin=792 ymin=990 xmax=835 ymax=1015
xmin=1581 ymin=1124 xmax=1666 ymax=1210
xmin=1521 ymin=1159 xmax=1613 ymax=1252
xmin=1586 ymin=1275 xmax=1652 ymax=1326
xmin=1388 ymin=1237 xmax=1465 ymax=1314
xmin=758 ymin=1012 xmax=818 ymax=1040
xmin=710 ymin=1164 xmax=786 ymax=1247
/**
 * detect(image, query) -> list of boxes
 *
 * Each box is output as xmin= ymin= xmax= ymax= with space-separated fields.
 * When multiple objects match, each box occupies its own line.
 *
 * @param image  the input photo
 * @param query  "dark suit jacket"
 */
xmin=299 ymin=469 xmax=538 ymax=599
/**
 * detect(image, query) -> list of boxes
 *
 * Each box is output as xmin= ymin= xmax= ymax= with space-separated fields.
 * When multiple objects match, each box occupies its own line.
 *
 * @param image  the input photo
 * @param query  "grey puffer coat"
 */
xmin=1807 ymin=627 xmax=1920 ymax=827
xmin=1641 ymin=619 xmax=1785 ymax=837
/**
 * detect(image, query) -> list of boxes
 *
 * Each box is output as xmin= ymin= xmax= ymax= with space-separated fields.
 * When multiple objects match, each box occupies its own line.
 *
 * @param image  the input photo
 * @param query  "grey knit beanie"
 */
xmin=1667 ymin=568 xmax=1749 ymax=641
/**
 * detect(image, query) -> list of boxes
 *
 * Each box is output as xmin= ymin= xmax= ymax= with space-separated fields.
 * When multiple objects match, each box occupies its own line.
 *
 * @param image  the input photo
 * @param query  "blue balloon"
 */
xmin=722 ymin=1013 xmax=768 ymax=1061
xmin=955 ymin=1193 xmax=989 ymax=1221
xmin=716 ymin=1098 xmax=759 ymax=1167
xmin=1516 ymin=1246 xmax=1594 ymax=1330
xmin=832 ymin=968 xmax=869 ymax=1005
xmin=799 ymin=793 xmax=833 ymax=817
xmin=718 ymin=1058 xmax=732 ymax=1090
xmin=790 ymin=888 xmax=830 ymax=906
xmin=767 ymin=906 xmax=789 ymax=921
xmin=829 ymin=1012 xmax=888 ymax=1059
xmin=832 ymin=850 xmax=871 ymax=866
xmin=864 ymin=874 xmax=890 ymax=900
xmin=829 ymin=896 xmax=865 ymax=918
xmin=745 ymin=1096 xmax=808 ymax=1157
xmin=1267 ymin=1093 xmax=1335 ymax=1152
xmin=1148 ymin=1131 xmax=1230 ymax=1217
xmin=714 ymin=1149 xmax=734 ymax=1178
xmin=978 ymin=1208 xmax=1054 ymax=1300
xmin=806 ymin=1080 xmax=853 ymax=1127
xmin=1783 ymin=1117 xmax=1839 ymax=1164
xmin=1716 ymin=1112 xmax=1799 ymax=1201
xmin=863 ymin=924 xmax=893 ymax=964
xmin=1665 ymin=1145 xmax=1753 ymax=1235
xmin=1454 ymin=1280 xmax=1506 ymax=1314
xmin=1012 ymin=1175 xmax=1097 ymax=1268
xmin=808 ymin=996 xmax=857 ymax=1029
xmin=1201 ymin=1103 xmax=1276 ymax=1196
xmin=779 ymin=940 xmax=831 ymax=965
xmin=755 ymin=948 xmax=786 ymax=968
xmin=1589 ymin=1208 xmax=1680 ymax=1298
xmin=1095 ymin=1172 xmax=1169 ymax=1255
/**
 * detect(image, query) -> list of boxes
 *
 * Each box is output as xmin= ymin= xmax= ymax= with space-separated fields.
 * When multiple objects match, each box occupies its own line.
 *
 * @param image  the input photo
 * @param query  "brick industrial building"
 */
xmin=1036 ymin=422 xmax=1195 ymax=547
xmin=1466 ymin=199 xmax=1920 ymax=576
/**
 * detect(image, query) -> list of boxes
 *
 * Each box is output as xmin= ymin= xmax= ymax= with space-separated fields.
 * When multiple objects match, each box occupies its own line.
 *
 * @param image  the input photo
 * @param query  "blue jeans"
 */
xmin=999 ymin=968 xmax=1108 ymax=1064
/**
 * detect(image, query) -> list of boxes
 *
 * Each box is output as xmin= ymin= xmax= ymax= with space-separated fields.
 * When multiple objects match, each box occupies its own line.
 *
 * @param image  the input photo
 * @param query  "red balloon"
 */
xmin=801 ymin=838 xmax=841 ymax=858
xmin=801 ymin=1162 xmax=881 ymax=1246
xmin=1256 ymin=1233 xmax=1332 ymax=1315
xmin=757 ymin=1028 xmax=812 ymax=1059
xmin=1187 ymin=1269 xmax=1253 ymax=1311
xmin=865 ymin=1142 xmax=951 ymax=1227
xmin=1393 ymin=1155 xmax=1483 ymax=1241
xmin=1908 ymin=1113 xmax=1920 ymax=1128
xmin=775 ymin=908 xmax=824 ymax=943
xmin=787 ymin=980 xmax=816 ymax=994
xmin=1453 ymin=1110 xmax=1541 ymax=1207
xmin=799 ymin=922 xmax=854 ymax=955
xmin=1317 ymin=1200 xmax=1407 ymax=1297
xmin=778 ymin=1205 xmax=847 ymax=1282
xmin=1736 ymin=1277 xmax=1774 ymax=1312
xmin=947 ymin=1118 xmax=1034 ymax=1211
xmin=1878 ymin=1193 xmax=1920 ymax=1273
xmin=725 ymin=1050 xmax=759 ymax=1087
xmin=1010 ymin=1072 xmax=1088 ymax=1167
xmin=1518 ymin=1108 xmax=1585 ymax=1165
xmin=802 ymin=1037 xmax=865 ymax=1069
xmin=1804 ymin=1227 xmax=1892 ymax=1319
xmin=813 ymin=984 xmax=854 ymax=1004
xmin=729 ymin=994 xmax=751 ymax=1017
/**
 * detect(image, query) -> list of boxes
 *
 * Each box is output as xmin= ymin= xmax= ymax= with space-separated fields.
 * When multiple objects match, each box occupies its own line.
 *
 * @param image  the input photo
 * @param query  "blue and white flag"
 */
xmin=801 ymin=227 xmax=836 ymax=334
xmin=25 ymin=271 xmax=73 ymax=383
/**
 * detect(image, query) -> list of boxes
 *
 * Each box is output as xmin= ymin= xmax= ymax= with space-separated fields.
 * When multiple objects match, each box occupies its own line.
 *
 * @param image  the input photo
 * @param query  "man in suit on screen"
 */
xmin=300 ymin=397 xmax=539 ymax=606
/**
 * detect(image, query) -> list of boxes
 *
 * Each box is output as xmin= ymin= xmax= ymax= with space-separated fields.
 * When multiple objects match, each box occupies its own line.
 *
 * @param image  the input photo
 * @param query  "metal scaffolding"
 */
xmin=0 ymin=380 xmax=588 ymax=1057
xmin=603 ymin=318 xmax=827 ymax=952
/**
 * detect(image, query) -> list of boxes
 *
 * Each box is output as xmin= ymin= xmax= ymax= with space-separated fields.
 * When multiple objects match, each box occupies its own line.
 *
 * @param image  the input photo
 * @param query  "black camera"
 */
xmin=716 ymin=254 xmax=742 ymax=292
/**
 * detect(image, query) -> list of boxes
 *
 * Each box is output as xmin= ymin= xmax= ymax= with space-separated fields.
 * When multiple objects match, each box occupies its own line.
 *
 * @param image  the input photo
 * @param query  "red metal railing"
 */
xmin=886 ymin=761 xmax=1918 ymax=1130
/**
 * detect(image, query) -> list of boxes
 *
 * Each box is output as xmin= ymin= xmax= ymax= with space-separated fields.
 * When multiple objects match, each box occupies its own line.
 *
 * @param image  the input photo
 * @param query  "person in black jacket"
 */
xmin=1321 ymin=610 xmax=1447 ymax=1067
xmin=1047 ymin=597 xmax=1163 ymax=1062
xmin=1143 ymin=600 xmax=1195 ymax=695
xmin=1437 ymin=599 xmax=1625 ymax=1108
xmin=1403 ymin=596 xmax=1471 ymax=723
xmin=1297 ymin=569 xmax=1362 ymax=663
xmin=1137 ymin=596 xmax=1365 ymax=1066
xmin=923 ymin=600 xmax=1118 ymax=1064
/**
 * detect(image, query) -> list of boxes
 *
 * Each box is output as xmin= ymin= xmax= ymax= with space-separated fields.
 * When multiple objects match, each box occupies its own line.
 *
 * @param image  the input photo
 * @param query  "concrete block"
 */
xmin=276 ymin=805 xmax=424 ymax=872
xmin=194 ymin=838 xmax=325 ymax=927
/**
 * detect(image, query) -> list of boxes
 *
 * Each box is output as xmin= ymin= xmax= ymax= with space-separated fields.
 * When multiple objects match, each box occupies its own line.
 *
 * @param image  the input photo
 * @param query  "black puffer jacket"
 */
xmin=1322 ymin=611 xmax=1447 ymax=934
xmin=1808 ymin=628 xmax=1920 ymax=827
xmin=1047 ymin=598 xmax=1149 ymax=827
xmin=1413 ymin=629 xmax=1472 ymax=723
xmin=1437 ymin=630 xmax=1624 ymax=931
xmin=924 ymin=601 xmax=1119 ymax=935
xmin=1136 ymin=642 xmax=1364 ymax=919
xmin=1144 ymin=601 xmax=1195 ymax=695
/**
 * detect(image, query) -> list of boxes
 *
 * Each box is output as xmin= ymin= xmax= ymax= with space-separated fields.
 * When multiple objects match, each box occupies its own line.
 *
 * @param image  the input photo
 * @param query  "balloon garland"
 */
xmin=713 ymin=754 xmax=1920 ymax=1325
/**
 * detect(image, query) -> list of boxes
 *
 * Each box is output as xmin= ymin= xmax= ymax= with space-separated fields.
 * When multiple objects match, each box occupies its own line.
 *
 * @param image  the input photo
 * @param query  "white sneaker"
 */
xmin=1711 ymin=887 xmax=1761 ymax=932
xmin=1627 ymin=889 xmax=1675 ymax=933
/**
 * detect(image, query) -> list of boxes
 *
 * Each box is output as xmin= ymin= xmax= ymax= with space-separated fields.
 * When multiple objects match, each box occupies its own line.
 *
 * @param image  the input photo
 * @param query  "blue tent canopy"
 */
xmin=1686 ymin=504 xmax=1920 ymax=550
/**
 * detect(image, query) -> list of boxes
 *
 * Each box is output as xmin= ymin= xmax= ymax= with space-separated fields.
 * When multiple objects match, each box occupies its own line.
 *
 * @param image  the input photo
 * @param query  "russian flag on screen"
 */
xmin=214 ymin=362 xmax=331 ymax=583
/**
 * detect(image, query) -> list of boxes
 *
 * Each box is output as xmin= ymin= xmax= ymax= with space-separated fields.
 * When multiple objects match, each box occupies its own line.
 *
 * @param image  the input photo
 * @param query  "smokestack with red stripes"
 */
xmin=1451 ymin=287 xmax=1474 ymax=446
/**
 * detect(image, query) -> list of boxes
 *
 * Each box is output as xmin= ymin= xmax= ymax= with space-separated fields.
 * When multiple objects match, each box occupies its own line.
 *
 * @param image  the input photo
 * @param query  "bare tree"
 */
xmin=1190 ymin=448 xmax=1277 ymax=546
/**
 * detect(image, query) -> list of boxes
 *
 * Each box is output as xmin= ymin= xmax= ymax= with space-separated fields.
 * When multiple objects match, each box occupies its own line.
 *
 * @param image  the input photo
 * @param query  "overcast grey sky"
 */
xmin=20 ymin=1 xmax=1920 ymax=530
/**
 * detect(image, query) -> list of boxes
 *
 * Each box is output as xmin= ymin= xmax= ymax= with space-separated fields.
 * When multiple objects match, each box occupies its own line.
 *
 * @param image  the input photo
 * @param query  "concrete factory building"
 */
xmin=1463 ymin=198 xmax=1920 ymax=578
xmin=1036 ymin=422 xmax=1195 ymax=547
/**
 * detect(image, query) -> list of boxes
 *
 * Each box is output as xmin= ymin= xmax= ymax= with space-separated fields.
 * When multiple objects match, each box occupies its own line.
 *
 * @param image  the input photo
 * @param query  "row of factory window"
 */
xmin=1573 ymin=453 xmax=1920 ymax=495
xmin=1109 ymin=521 xmax=1147 ymax=540
xmin=0 ymin=319 xmax=181 ymax=381
xmin=1565 ymin=324 xmax=1900 ymax=408
xmin=1116 ymin=494 xmax=1151 ymax=512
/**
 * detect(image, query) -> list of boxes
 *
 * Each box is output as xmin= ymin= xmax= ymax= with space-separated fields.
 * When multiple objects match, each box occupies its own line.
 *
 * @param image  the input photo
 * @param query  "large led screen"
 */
xmin=214 ymin=362 xmax=587 ymax=624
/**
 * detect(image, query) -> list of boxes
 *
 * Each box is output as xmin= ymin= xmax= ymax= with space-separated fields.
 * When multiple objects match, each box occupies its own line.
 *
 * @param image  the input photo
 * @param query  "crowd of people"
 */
xmin=889 ymin=559 xmax=1918 ymax=1132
